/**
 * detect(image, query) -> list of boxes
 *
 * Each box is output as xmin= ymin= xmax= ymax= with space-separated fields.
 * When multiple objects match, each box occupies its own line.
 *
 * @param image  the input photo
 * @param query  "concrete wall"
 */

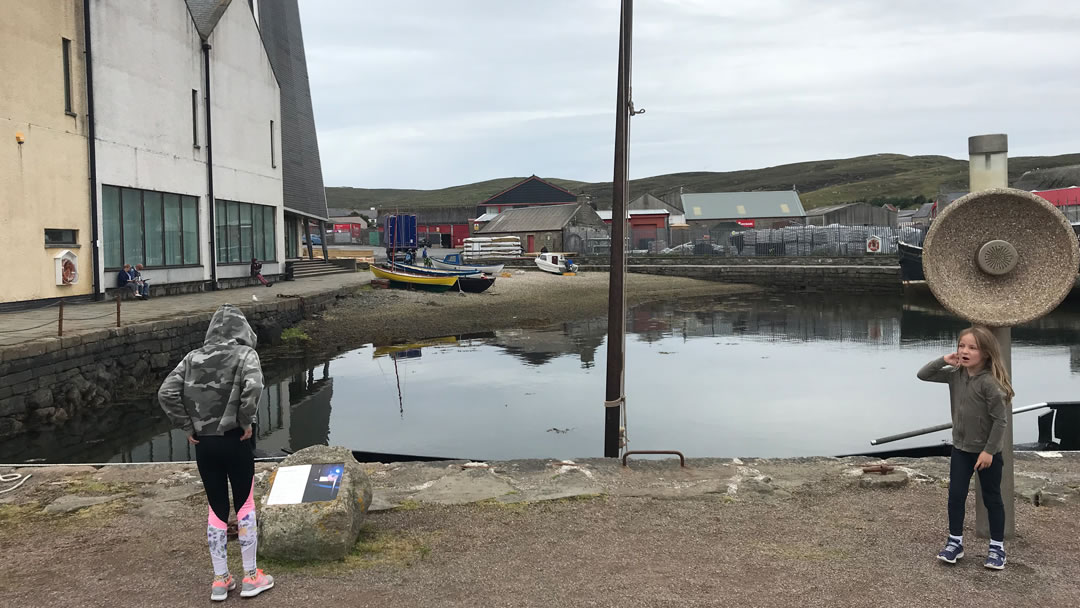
xmin=208 ymin=0 xmax=284 ymax=276
xmin=91 ymin=0 xmax=282 ymax=291
xmin=91 ymin=0 xmax=208 ymax=289
xmin=0 ymin=0 xmax=93 ymax=303
xmin=0 ymin=285 xmax=357 ymax=441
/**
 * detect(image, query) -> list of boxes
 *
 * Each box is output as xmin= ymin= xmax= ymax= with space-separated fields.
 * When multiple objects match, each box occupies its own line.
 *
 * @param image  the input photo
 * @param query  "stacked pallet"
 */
xmin=462 ymin=236 xmax=523 ymax=260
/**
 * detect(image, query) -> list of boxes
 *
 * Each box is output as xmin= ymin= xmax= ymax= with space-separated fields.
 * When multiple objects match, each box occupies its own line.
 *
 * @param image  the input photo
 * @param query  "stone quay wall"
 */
xmin=0 ymin=287 xmax=357 ymax=441
xmin=626 ymin=264 xmax=902 ymax=295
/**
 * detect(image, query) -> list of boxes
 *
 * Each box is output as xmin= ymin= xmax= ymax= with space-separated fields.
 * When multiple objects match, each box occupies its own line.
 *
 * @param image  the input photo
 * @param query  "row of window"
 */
xmin=216 ymin=200 xmax=277 ymax=264
xmin=102 ymin=186 xmax=276 ymax=270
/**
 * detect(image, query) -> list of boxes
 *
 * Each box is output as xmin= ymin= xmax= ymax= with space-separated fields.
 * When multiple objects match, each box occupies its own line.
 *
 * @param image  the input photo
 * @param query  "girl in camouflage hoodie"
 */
xmin=158 ymin=304 xmax=275 ymax=600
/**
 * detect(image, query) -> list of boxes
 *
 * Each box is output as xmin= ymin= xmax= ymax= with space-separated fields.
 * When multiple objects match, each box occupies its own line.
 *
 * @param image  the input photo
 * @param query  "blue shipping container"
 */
xmin=385 ymin=214 xmax=418 ymax=250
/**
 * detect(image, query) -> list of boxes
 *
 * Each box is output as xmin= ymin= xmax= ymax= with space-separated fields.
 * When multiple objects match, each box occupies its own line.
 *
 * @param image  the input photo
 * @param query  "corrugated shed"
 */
xmin=258 ymin=0 xmax=329 ymax=220
xmin=478 ymin=204 xmax=582 ymax=233
xmin=681 ymin=191 xmax=806 ymax=220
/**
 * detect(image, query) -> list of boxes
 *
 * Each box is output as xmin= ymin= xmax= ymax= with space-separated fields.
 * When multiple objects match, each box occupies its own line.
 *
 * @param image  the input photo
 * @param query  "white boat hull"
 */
xmin=430 ymin=259 xmax=504 ymax=274
xmin=534 ymin=253 xmax=578 ymax=275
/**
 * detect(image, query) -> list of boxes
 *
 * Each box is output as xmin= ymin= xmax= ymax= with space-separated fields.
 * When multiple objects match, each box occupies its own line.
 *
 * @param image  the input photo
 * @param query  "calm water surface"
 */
xmin=9 ymin=292 xmax=1080 ymax=464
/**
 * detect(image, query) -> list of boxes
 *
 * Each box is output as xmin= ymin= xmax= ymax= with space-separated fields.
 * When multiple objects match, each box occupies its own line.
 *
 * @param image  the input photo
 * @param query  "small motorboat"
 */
xmin=534 ymin=252 xmax=578 ymax=275
xmin=370 ymin=265 xmax=458 ymax=292
xmin=430 ymin=253 xmax=504 ymax=275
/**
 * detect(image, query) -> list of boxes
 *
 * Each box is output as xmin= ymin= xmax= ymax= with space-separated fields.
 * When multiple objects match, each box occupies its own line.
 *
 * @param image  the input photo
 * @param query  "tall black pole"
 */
xmin=604 ymin=0 xmax=632 ymax=458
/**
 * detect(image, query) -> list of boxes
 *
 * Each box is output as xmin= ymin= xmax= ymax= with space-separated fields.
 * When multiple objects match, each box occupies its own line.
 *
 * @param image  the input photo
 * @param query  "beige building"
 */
xmin=0 ymin=0 xmax=93 ymax=304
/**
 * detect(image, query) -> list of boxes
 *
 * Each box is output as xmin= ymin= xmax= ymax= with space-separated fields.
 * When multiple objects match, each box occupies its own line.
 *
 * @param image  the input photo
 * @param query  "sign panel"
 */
xmin=266 ymin=463 xmax=345 ymax=505
xmin=736 ymin=219 xmax=756 ymax=228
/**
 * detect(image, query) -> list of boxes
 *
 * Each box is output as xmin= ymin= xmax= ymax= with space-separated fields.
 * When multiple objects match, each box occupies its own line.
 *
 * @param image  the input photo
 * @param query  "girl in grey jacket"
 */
xmin=918 ymin=326 xmax=1012 ymax=570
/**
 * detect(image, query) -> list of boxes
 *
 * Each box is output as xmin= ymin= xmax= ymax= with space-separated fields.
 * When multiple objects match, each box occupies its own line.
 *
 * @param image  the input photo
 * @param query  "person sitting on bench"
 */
xmin=117 ymin=264 xmax=142 ymax=299
xmin=250 ymin=258 xmax=273 ymax=287
xmin=132 ymin=263 xmax=151 ymax=298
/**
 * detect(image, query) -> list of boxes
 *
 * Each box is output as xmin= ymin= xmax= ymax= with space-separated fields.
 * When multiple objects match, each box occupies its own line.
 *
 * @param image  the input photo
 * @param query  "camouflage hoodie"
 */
xmin=157 ymin=304 xmax=264 ymax=436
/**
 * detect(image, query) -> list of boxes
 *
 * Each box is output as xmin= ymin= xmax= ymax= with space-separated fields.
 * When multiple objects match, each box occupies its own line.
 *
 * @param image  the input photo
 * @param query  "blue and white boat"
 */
xmin=430 ymin=253 xmax=504 ymax=275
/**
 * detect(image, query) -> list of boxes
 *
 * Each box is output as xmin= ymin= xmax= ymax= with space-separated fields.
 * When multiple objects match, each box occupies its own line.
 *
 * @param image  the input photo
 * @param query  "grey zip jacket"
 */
xmin=917 ymin=357 xmax=1008 ymax=454
xmin=157 ymin=304 xmax=264 ymax=436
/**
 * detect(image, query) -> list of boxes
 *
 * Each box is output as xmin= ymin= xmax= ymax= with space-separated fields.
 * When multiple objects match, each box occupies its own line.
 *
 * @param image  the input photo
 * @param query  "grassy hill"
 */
xmin=325 ymin=153 xmax=1080 ymax=212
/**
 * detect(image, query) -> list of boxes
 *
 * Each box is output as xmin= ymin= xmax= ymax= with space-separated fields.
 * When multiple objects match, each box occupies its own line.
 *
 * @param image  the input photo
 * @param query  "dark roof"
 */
xmin=912 ymin=201 xmax=936 ymax=218
xmin=185 ymin=0 xmax=233 ymax=39
xmin=805 ymin=202 xmax=864 ymax=216
xmin=681 ymin=191 xmax=806 ymax=220
xmin=258 ymin=0 xmax=329 ymax=221
xmin=628 ymin=193 xmax=682 ymax=215
xmin=478 ymin=204 xmax=583 ymax=233
xmin=327 ymin=207 xmax=364 ymax=218
xmin=479 ymin=176 xmax=577 ymax=206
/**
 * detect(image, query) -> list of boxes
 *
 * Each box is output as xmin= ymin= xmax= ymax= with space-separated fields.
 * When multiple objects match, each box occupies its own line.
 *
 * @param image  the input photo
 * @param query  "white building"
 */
xmin=90 ymin=0 xmax=283 ymax=294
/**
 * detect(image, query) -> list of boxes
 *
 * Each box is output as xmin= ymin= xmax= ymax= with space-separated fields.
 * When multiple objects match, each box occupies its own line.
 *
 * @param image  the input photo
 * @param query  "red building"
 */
xmin=1034 ymin=187 xmax=1080 ymax=207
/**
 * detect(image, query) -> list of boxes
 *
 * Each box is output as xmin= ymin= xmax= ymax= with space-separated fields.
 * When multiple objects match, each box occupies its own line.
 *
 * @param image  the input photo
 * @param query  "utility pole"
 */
xmin=604 ymin=0 xmax=634 ymax=458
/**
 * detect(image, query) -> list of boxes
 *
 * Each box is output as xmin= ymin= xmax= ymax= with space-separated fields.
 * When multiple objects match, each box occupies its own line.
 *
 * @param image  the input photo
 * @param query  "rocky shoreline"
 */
xmin=2 ymin=453 xmax=1079 ymax=606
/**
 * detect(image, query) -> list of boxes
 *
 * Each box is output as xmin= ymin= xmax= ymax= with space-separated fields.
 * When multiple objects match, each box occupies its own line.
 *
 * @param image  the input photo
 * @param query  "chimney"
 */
xmin=968 ymin=134 xmax=1008 ymax=192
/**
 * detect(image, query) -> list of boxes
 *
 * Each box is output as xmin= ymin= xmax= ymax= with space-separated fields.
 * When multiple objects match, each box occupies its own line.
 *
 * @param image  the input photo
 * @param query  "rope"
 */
xmin=0 ymin=472 xmax=31 ymax=494
xmin=0 ymin=319 xmax=62 ymax=334
xmin=64 ymin=310 xmax=122 ymax=321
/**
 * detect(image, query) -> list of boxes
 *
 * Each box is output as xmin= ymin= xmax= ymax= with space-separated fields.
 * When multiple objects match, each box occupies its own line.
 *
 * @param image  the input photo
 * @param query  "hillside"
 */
xmin=325 ymin=153 xmax=1080 ymax=212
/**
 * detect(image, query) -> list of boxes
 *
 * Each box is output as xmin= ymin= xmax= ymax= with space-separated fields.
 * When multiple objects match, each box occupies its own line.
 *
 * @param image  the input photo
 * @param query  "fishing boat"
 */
xmin=535 ymin=252 xmax=578 ymax=275
xmin=430 ymin=253 xmax=505 ymax=275
xmin=370 ymin=265 xmax=458 ymax=292
xmin=456 ymin=274 xmax=496 ymax=293
xmin=389 ymin=261 xmax=481 ymax=278
xmin=386 ymin=262 xmax=496 ymax=293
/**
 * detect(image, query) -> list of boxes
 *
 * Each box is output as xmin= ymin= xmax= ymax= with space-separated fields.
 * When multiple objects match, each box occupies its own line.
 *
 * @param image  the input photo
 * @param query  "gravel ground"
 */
xmin=2 ymin=469 xmax=1078 ymax=608
xmin=297 ymin=271 xmax=759 ymax=353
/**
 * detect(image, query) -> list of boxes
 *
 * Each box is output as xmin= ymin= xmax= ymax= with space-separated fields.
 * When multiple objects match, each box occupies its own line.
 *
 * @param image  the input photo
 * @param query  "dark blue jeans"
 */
xmin=948 ymin=448 xmax=1005 ymax=542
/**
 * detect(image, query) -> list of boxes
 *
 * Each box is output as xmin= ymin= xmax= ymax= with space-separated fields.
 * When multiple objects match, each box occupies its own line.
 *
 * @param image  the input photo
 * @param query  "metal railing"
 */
xmin=870 ymin=401 xmax=1080 ymax=446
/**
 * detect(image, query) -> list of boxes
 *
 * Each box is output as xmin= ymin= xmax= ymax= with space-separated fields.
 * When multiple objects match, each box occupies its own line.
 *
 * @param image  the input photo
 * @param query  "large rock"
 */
xmin=258 ymin=445 xmax=373 ymax=561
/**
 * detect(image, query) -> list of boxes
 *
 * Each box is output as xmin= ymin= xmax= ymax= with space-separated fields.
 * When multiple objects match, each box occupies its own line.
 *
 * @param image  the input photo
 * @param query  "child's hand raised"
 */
xmin=944 ymin=353 xmax=960 ymax=366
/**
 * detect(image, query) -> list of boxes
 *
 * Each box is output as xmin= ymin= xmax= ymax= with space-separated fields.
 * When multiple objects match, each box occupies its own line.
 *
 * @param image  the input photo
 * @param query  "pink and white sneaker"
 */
xmin=240 ymin=569 xmax=274 ymax=598
xmin=210 ymin=573 xmax=235 ymax=602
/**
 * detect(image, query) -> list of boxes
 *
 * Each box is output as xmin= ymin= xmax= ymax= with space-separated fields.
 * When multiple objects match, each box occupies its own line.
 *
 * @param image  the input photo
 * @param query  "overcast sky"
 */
xmin=298 ymin=0 xmax=1080 ymax=190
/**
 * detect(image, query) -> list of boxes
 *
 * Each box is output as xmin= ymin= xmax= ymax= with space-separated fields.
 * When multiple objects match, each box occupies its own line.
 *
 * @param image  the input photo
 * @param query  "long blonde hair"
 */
xmin=958 ymin=326 xmax=1014 ymax=401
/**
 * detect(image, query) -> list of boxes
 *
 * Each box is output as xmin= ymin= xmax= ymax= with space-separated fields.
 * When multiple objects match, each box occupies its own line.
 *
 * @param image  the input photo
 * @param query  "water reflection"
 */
xmin=13 ymin=292 xmax=1080 ymax=464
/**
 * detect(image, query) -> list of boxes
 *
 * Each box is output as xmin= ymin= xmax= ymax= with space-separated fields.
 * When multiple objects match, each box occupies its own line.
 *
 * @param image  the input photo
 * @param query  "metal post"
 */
xmin=58 ymin=300 xmax=64 ymax=337
xmin=976 ymin=327 xmax=1013 ymax=539
xmin=304 ymin=220 xmax=313 ymax=260
xmin=320 ymin=220 xmax=330 ymax=260
xmin=604 ymin=0 xmax=632 ymax=458
xmin=115 ymin=292 xmax=121 ymax=327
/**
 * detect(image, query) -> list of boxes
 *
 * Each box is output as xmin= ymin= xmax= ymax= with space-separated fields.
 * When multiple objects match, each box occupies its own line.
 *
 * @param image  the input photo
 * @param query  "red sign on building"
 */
xmin=736 ymin=219 xmax=756 ymax=228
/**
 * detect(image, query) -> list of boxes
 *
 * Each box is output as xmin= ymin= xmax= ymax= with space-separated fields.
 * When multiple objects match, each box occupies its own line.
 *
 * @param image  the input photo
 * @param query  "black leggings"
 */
xmin=948 ymin=448 xmax=1005 ymax=542
xmin=194 ymin=429 xmax=255 ymax=525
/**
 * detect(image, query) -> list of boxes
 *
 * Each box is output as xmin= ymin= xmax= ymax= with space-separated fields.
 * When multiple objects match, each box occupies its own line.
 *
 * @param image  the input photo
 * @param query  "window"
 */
xmin=101 ymin=185 xmax=200 ymax=270
xmin=192 ymin=90 xmax=200 ymax=148
xmin=270 ymin=120 xmax=276 ymax=168
xmin=215 ymin=200 xmax=276 ymax=263
xmin=62 ymin=38 xmax=73 ymax=115
xmin=45 ymin=229 xmax=78 ymax=246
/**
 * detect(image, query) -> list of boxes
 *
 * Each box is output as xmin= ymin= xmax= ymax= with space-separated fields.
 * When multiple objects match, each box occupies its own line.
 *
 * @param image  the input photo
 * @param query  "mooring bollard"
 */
xmin=57 ymin=300 xmax=64 ymax=337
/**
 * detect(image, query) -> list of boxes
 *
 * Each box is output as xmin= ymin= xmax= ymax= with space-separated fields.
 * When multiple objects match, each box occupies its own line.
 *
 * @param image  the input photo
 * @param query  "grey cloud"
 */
xmin=300 ymin=0 xmax=1080 ymax=189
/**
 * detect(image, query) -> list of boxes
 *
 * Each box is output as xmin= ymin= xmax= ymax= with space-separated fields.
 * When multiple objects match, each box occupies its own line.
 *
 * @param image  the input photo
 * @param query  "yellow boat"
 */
xmin=371 ymin=265 xmax=458 ymax=292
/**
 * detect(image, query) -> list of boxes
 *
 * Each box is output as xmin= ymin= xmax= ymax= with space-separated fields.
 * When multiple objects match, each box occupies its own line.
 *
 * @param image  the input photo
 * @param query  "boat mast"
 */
xmin=604 ymin=0 xmax=633 ymax=458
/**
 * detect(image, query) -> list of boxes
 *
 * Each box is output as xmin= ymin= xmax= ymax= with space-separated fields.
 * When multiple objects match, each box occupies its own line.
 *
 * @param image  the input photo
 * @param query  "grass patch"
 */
xmin=261 ymin=526 xmax=437 ymax=573
xmin=281 ymin=328 xmax=311 ymax=343
xmin=393 ymin=499 xmax=422 ymax=511
xmin=67 ymin=478 xmax=134 ymax=496
xmin=0 ymin=503 xmax=44 ymax=526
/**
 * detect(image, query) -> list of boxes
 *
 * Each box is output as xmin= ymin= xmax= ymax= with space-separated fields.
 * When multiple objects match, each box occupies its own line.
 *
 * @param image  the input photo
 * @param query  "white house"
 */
xmin=90 ymin=0 xmax=283 ymax=294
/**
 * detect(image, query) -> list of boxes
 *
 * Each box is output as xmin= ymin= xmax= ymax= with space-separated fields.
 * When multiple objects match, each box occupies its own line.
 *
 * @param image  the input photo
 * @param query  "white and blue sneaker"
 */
xmin=936 ymin=539 xmax=964 ymax=564
xmin=984 ymin=546 xmax=1006 ymax=570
